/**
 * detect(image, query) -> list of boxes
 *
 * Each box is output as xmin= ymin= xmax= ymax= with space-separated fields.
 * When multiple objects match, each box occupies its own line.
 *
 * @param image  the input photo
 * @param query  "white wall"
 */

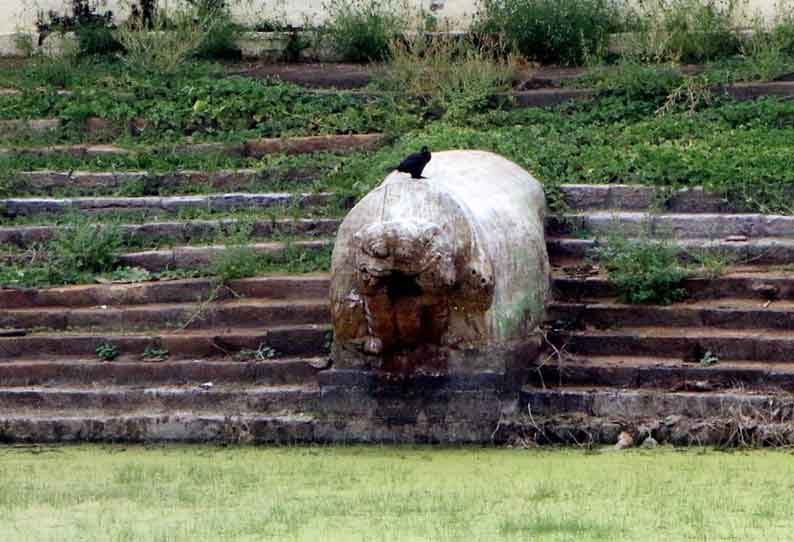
xmin=0 ymin=0 xmax=786 ymax=37
xmin=0 ymin=0 xmax=474 ymax=34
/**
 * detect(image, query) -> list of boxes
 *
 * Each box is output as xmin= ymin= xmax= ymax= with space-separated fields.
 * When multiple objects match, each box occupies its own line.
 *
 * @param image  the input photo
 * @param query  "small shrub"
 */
xmin=472 ymin=0 xmax=625 ymax=65
xmin=48 ymin=221 xmax=124 ymax=281
xmin=189 ymin=0 xmax=243 ymax=60
xmin=25 ymin=54 xmax=77 ymax=88
xmin=374 ymin=34 xmax=516 ymax=120
xmin=581 ymin=59 xmax=684 ymax=101
xmin=323 ymin=0 xmax=406 ymax=62
xmin=739 ymin=13 xmax=794 ymax=82
xmin=687 ymin=249 xmax=736 ymax=279
xmin=35 ymin=0 xmax=124 ymax=57
xmin=96 ymin=341 xmax=119 ymax=361
xmin=628 ymin=0 xmax=740 ymax=63
xmin=114 ymin=9 xmax=206 ymax=74
xmin=210 ymin=245 xmax=263 ymax=282
xmin=595 ymin=236 xmax=689 ymax=304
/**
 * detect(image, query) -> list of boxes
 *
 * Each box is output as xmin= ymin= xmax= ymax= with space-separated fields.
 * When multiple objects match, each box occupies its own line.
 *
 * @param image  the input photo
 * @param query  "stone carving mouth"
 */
xmin=353 ymin=220 xmax=456 ymax=362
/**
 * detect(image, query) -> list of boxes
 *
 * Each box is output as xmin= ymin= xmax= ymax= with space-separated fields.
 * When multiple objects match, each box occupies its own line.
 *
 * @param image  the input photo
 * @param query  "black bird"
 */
xmin=393 ymin=146 xmax=431 ymax=179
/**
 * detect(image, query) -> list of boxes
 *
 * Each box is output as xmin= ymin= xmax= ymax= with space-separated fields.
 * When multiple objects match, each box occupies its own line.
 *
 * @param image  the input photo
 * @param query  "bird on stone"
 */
xmin=392 ymin=146 xmax=431 ymax=179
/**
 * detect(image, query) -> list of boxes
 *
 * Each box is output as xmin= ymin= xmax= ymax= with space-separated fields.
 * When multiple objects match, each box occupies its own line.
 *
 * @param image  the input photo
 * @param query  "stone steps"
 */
xmin=548 ymin=212 xmax=794 ymax=239
xmin=558 ymin=184 xmax=743 ymax=212
xmin=521 ymin=385 xmax=789 ymax=419
xmin=0 ymin=298 xmax=329 ymax=332
xmin=0 ymin=324 xmax=331 ymax=360
xmin=548 ymin=300 xmax=794 ymax=331
xmin=0 ymin=192 xmax=338 ymax=218
xmin=0 ymin=357 xmax=324 ymax=386
xmin=0 ymin=275 xmax=330 ymax=308
xmin=548 ymin=236 xmax=794 ymax=264
xmin=552 ymin=269 xmax=794 ymax=301
xmin=0 ymin=218 xmax=341 ymax=249
xmin=550 ymin=328 xmax=794 ymax=363
xmin=0 ymin=413 xmax=318 ymax=444
xmin=0 ymin=384 xmax=320 ymax=414
xmin=117 ymin=240 xmax=331 ymax=272
xmin=14 ymin=168 xmax=320 ymax=195
xmin=3 ymin=211 xmax=785 ymax=250
xmin=0 ymin=133 xmax=386 ymax=159
xmin=531 ymin=355 xmax=794 ymax=392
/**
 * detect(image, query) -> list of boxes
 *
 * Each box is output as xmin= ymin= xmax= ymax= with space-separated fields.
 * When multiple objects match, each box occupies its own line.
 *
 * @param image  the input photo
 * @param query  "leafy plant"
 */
xmin=594 ymin=235 xmax=689 ymax=304
xmin=141 ymin=345 xmax=169 ymax=361
xmin=108 ymin=266 xmax=152 ymax=283
xmin=96 ymin=341 xmax=120 ymax=361
xmin=699 ymin=350 xmax=720 ymax=366
xmin=323 ymin=0 xmax=406 ymax=62
xmin=232 ymin=343 xmax=278 ymax=362
xmin=472 ymin=0 xmax=625 ymax=65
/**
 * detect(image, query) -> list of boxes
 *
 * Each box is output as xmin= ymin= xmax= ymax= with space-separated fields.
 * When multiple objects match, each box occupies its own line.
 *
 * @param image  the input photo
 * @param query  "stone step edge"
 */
xmin=0 ymin=384 xmax=321 ymax=413
xmin=0 ymin=218 xmax=341 ymax=249
xmin=15 ymin=168 xmax=319 ymax=192
xmin=547 ymin=301 xmax=794 ymax=331
xmin=521 ymin=386 xmax=787 ymax=420
xmin=0 ymin=133 xmax=386 ymax=159
xmin=0 ymin=183 xmax=744 ymax=213
xmin=0 ymin=357 xmax=327 ymax=386
xmin=550 ymin=329 xmax=794 ymax=362
xmin=0 ymin=298 xmax=330 ymax=332
xmin=549 ymin=211 xmax=794 ymax=238
xmin=0 ymin=411 xmax=792 ymax=446
xmin=117 ymin=240 xmax=332 ymax=272
xmin=548 ymin=237 xmax=794 ymax=265
xmin=4 ymin=266 xmax=794 ymax=310
xmin=0 ymin=192 xmax=340 ymax=216
xmin=8 ymin=211 xmax=794 ymax=249
xmin=0 ymin=324 xmax=331 ymax=360
xmin=0 ymin=275 xmax=331 ymax=309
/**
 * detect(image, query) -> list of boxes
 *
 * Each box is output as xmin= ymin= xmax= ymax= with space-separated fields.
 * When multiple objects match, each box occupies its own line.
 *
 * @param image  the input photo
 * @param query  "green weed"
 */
xmin=473 ymin=0 xmax=625 ymax=65
xmin=96 ymin=341 xmax=120 ymax=361
xmin=374 ymin=34 xmax=516 ymax=121
xmin=699 ymin=349 xmax=720 ymax=366
xmin=141 ymin=345 xmax=169 ymax=361
xmin=594 ymin=235 xmax=689 ymax=304
xmin=628 ymin=0 xmax=740 ymax=63
xmin=48 ymin=220 xmax=124 ymax=277
xmin=323 ymin=0 xmax=406 ymax=62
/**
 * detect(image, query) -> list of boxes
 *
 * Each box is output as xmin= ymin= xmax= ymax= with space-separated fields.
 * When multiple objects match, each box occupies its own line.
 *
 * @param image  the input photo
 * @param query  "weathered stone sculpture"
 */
xmin=330 ymin=150 xmax=550 ymax=381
